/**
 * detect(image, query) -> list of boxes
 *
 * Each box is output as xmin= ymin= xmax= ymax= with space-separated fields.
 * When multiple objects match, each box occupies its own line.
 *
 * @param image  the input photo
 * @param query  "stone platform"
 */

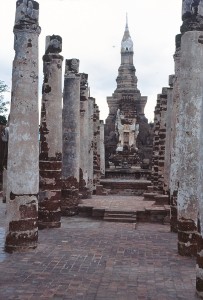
xmin=105 ymin=168 xmax=151 ymax=180
xmin=79 ymin=195 xmax=169 ymax=224
xmin=100 ymin=179 xmax=150 ymax=196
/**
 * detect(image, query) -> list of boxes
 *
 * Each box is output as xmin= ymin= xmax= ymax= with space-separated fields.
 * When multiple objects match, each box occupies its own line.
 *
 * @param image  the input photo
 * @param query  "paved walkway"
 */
xmin=0 ymin=200 xmax=198 ymax=300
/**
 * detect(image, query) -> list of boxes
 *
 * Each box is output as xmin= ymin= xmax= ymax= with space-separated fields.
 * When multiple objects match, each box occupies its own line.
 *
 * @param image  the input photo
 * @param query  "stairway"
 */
xmin=104 ymin=210 xmax=137 ymax=223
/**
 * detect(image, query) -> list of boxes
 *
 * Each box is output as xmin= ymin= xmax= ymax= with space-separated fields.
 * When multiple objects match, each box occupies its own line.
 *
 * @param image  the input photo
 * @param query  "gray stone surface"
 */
xmin=100 ymin=120 xmax=105 ymax=176
xmin=177 ymin=30 xmax=203 ymax=256
xmin=93 ymin=103 xmax=101 ymax=190
xmin=163 ymin=79 xmax=174 ymax=195
xmin=169 ymin=34 xmax=181 ymax=233
xmin=87 ymin=97 xmax=94 ymax=192
xmin=5 ymin=0 xmax=41 ymax=252
xmin=61 ymin=59 xmax=80 ymax=215
xmin=181 ymin=0 xmax=203 ymax=32
xmin=197 ymin=67 xmax=203 ymax=297
xmin=79 ymin=73 xmax=91 ymax=198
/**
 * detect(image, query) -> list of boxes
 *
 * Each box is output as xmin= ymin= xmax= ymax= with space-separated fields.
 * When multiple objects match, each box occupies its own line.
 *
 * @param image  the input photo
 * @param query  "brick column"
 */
xmin=61 ymin=59 xmax=80 ymax=216
xmin=169 ymin=34 xmax=181 ymax=233
xmin=150 ymin=95 xmax=161 ymax=191
xmin=5 ymin=0 xmax=41 ymax=252
xmin=38 ymin=35 xmax=63 ymax=229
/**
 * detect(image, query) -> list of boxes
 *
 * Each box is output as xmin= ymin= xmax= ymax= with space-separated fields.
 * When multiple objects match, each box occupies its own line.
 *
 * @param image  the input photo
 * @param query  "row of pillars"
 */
xmin=149 ymin=0 xmax=203 ymax=297
xmin=5 ymin=1 xmax=105 ymax=252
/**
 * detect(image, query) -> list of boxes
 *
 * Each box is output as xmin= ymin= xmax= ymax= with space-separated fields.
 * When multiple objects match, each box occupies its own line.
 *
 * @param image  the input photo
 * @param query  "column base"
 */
xmin=5 ymin=230 xmax=38 ymax=253
xmin=61 ymin=188 xmax=80 ymax=216
xmin=178 ymin=219 xmax=197 ymax=257
xmin=5 ymin=243 xmax=37 ymax=253
xmin=170 ymin=205 xmax=178 ymax=233
xmin=38 ymin=194 xmax=61 ymax=230
xmin=196 ymin=233 xmax=203 ymax=296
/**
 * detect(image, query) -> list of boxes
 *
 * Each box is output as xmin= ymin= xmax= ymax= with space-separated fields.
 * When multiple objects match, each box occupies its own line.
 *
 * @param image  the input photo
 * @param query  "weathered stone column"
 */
xmin=100 ymin=120 xmax=105 ymax=177
xmin=163 ymin=76 xmax=174 ymax=195
xmin=195 ymin=15 xmax=203 ymax=300
xmin=61 ymin=59 xmax=80 ymax=216
xmin=169 ymin=34 xmax=181 ymax=233
xmin=196 ymin=83 xmax=203 ymax=297
xmin=93 ymin=103 xmax=101 ymax=191
xmin=150 ymin=95 xmax=161 ymax=192
xmin=79 ymin=73 xmax=91 ymax=199
xmin=87 ymin=97 xmax=94 ymax=193
xmin=38 ymin=35 xmax=63 ymax=229
xmin=1 ymin=124 xmax=9 ymax=203
xmin=157 ymin=88 xmax=168 ymax=194
xmin=177 ymin=0 xmax=203 ymax=256
xmin=5 ymin=0 xmax=41 ymax=252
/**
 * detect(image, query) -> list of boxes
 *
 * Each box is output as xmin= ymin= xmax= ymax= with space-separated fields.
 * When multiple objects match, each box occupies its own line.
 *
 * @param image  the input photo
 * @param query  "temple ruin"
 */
xmin=104 ymin=17 xmax=153 ymax=170
xmin=2 ymin=0 xmax=203 ymax=298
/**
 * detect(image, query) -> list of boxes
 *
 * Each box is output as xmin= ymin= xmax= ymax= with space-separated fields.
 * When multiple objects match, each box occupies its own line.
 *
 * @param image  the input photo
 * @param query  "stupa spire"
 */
xmin=126 ymin=12 xmax=128 ymax=29
xmin=121 ymin=14 xmax=133 ymax=52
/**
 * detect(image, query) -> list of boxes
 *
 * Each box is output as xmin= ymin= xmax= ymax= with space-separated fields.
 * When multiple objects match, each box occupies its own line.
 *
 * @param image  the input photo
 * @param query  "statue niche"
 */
xmin=115 ymin=108 xmax=139 ymax=152
xmin=109 ymin=108 xmax=140 ymax=168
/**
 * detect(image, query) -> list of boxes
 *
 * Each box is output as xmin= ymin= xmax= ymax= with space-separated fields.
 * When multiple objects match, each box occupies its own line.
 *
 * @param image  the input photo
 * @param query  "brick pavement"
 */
xmin=0 ymin=201 xmax=198 ymax=300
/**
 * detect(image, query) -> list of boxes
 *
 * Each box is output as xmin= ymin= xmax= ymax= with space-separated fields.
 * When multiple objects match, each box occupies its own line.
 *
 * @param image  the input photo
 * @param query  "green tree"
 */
xmin=0 ymin=80 xmax=9 ymax=125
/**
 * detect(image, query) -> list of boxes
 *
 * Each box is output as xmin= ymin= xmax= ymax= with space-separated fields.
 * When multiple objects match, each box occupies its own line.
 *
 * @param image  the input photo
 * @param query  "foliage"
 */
xmin=0 ymin=80 xmax=9 ymax=124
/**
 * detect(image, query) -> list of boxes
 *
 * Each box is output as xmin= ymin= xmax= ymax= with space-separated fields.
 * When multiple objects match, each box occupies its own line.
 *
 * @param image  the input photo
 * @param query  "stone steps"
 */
xmin=154 ymin=195 xmax=169 ymax=205
xmin=100 ymin=179 xmax=150 ymax=196
xmin=143 ymin=192 xmax=157 ymax=200
xmin=104 ymin=211 xmax=137 ymax=223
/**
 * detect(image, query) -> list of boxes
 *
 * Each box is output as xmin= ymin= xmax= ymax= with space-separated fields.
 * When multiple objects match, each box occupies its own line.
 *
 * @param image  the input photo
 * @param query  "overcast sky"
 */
xmin=0 ymin=0 xmax=182 ymax=122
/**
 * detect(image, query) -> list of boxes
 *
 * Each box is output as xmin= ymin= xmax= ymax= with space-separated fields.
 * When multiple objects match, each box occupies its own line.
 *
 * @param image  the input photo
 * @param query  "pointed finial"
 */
xmin=126 ymin=12 xmax=128 ymax=29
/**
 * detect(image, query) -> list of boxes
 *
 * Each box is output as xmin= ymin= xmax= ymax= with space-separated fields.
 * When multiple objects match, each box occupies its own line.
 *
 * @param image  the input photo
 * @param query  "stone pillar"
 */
xmin=79 ymin=73 xmax=91 ymax=199
xmin=100 ymin=120 xmax=105 ymax=177
xmin=151 ymin=95 xmax=161 ymax=191
xmin=169 ymin=34 xmax=181 ymax=233
xmin=150 ymin=89 xmax=168 ymax=194
xmin=157 ymin=88 xmax=168 ymax=194
xmin=2 ymin=169 xmax=7 ymax=203
xmin=93 ymin=103 xmax=101 ymax=191
xmin=196 ymin=81 xmax=203 ymax=297
xmin=61 ymin=59 xmax=80 ymax=216
xmin=38 ymin=35 xmax=63 ymax=229
xmin=87 ymin=97 xmax=94 ymax=193
xmin=5 ymin=0 xmax=41 ymax=252
xmin=176 ymin=0 xmax=203 ymax=257
xmin=177 ymin=30 xmax=203 ymax=256
xmin=2 ymin=124 xmax=9 ymax=203
xmin=163 ymin=76 xmax=174 ymax=195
